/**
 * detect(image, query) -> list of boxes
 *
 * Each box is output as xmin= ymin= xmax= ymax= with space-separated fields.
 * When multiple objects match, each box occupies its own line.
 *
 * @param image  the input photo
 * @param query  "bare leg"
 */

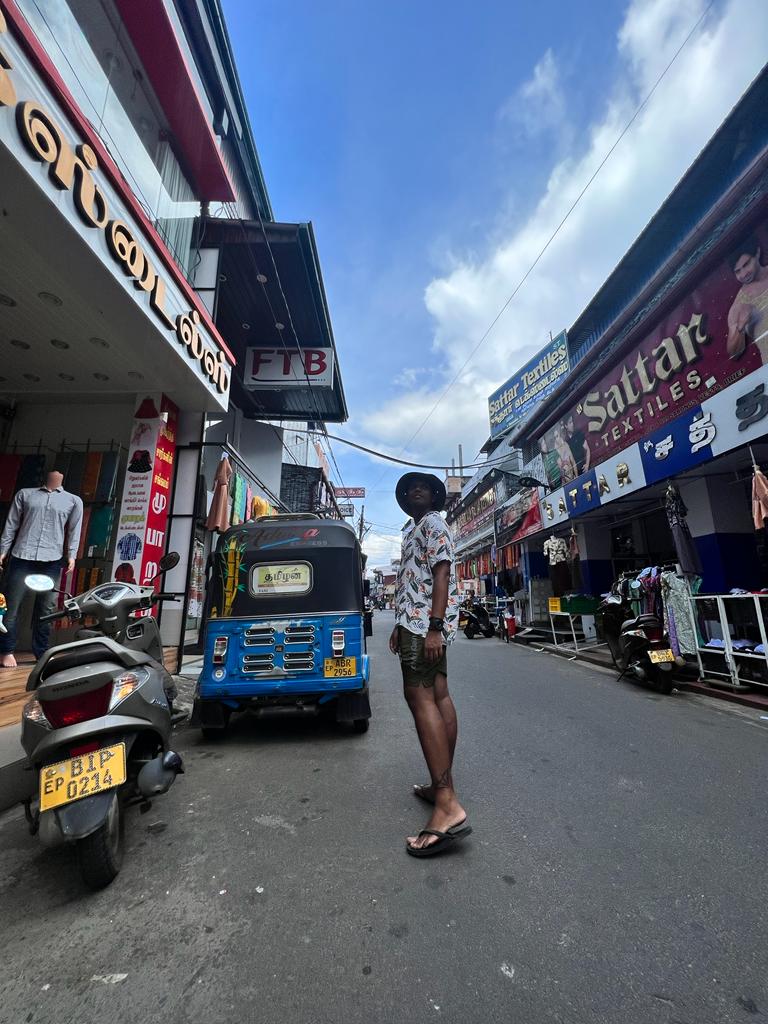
xmin=414 ymin=673 xmax=457 ymax=801
xmin=404 ymin=679 xmax=466 ymax=849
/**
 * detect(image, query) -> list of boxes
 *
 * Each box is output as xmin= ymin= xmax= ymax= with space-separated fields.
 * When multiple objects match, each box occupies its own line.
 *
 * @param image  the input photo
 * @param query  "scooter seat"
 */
xmin=621 ymin=614 xmax=660 ymax=630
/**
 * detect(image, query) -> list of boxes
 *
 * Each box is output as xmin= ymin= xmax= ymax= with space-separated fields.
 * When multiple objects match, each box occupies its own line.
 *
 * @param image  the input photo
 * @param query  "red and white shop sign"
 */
xmin=111 ymin=395 xmax=178 ymax=594
xmin=243 ymin=347 xmax=335 ymax=389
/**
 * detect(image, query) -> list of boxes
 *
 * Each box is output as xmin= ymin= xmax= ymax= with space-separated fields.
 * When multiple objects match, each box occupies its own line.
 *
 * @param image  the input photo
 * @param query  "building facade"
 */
xmin=485 ymin=65 xmax=768 ymax=616
xmin=0 ymin=0 xmax=347 ymax=662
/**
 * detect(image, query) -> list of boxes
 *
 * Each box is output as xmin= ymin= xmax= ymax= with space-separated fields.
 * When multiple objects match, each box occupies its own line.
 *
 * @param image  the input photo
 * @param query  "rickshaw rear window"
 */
xmin=250 ymin=562 xmax=313 ymax=597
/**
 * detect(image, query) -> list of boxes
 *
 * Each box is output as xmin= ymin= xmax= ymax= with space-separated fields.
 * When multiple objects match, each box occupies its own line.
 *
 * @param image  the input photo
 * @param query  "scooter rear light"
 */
xmin=109 ymin=669 xmax=148 ymax=710
xmin=22 ymin=698 xmax=49 ymax=727
xmin=41 ymin=683 xmax=112 ymax=729
xmin=212 ymin=636 xmax=229 ymax=664
xmin=645 ymin=624 xmax=664 ymax=642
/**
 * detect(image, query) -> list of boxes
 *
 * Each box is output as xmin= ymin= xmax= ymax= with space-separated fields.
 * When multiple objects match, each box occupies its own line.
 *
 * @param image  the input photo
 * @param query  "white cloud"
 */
xmin=498 ymin=49 xmax=567 ymax=141
xmin=363 ymin=530 xmax=402 ymax=567
xmin=358 ymin=0 xmax=768 ymax=466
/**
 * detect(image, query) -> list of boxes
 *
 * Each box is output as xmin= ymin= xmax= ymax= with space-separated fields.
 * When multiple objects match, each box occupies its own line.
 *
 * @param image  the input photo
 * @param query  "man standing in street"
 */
xmin=0 ymin=470 xmax=83 ymax=667
xmin=389 ymin=472 xmax=471 ymax=857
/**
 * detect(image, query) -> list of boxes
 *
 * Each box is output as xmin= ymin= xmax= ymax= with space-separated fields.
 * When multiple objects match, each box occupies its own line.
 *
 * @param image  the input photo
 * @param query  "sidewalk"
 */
xmin=514 ymin=632 xmax=768 ymax=711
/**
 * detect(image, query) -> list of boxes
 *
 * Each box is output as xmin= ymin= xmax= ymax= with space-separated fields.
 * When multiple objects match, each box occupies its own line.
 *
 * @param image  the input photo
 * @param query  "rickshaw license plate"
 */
xmin=324 ymin=657 xmax=357 ymax=678
xmin=39 ymin=743 xmax=126 ymax=812
xmin=649 ymin=649 xmax=675 ymax=664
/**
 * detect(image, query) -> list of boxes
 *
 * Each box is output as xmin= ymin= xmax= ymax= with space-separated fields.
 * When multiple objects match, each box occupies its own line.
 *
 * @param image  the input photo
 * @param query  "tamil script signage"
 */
xmin=488 ymin=331 xmax=570 ymax=439
xmin=112 ymin=395 xmax=177 ymax=590
xmin=0 ymin=12 xmax=230 ymax=407
xmin=334 ymin=487 xmax=365 ymax=498
xmin=536 ymin=223 xmax=768 ymax=490
xmin=539 ymin=361 xmax=768 ymax=526
xmin=244 ymin=348 xmax=335 ymax=389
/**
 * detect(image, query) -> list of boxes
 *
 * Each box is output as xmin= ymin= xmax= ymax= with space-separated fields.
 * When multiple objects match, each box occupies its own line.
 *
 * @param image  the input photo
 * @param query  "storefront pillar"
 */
xmin=577 ymin=522 xmax=613 ymax=596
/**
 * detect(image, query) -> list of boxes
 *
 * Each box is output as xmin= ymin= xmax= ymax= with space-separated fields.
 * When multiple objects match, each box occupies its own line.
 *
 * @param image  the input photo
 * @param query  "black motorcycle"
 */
xmin=463 ymin=600 xmax=496 ymax=639
xmin=597 ymin=587 xmax=679 ymax=695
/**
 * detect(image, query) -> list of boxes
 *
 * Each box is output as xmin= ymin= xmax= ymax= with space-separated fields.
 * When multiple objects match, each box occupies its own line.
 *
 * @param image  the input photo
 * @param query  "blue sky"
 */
xmin=223 ymin=0 xmax=768 ymax=564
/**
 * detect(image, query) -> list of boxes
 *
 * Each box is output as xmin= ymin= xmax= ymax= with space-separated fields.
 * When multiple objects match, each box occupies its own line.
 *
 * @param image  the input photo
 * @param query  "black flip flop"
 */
xmin=406 ymin=820 xmax=473 ymax=858
xmin=413 ymin=784 xmax=435 ymax=805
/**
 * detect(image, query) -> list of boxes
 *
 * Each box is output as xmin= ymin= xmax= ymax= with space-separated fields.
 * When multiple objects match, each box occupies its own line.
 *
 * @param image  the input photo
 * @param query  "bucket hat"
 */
xmin=395 ymin=472 xmax=447 ymax=515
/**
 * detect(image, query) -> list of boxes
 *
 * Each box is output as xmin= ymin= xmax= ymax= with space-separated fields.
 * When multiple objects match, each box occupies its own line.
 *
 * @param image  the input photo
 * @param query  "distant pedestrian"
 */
xmin=389 ymin=472 xmax=471 ymax=857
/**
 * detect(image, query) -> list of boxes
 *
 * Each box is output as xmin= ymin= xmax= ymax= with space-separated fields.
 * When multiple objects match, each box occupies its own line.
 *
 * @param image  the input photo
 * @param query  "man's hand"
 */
xmin=424 ymin=629 xmax=443 ymax=663
xmin=389 ymin=627 xmax=399 ymax=655
xmin=67 ymin=558 xmax=75 ymax=574
xmin=0 ymin=553 xmax=5 ymax=569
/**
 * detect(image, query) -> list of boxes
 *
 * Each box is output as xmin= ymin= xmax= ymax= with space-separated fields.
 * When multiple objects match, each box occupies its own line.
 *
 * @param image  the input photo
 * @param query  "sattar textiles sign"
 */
xmin=488 ymin=332 xmax=570 ymax=439
xmin=0 ymin=10 xmax=230 ymax=404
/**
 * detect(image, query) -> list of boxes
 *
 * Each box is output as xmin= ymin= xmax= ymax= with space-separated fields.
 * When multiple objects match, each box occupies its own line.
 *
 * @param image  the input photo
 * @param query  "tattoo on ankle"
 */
xmin=433 ymin=768 xmax=452 ymax=790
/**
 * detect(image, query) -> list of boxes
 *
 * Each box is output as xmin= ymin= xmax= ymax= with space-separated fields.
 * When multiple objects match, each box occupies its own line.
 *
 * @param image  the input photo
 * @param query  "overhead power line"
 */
xmin=314 ymin=431 xmax=519 ymax=472
xmin=374 ymin=0 xmax=715 ymax=464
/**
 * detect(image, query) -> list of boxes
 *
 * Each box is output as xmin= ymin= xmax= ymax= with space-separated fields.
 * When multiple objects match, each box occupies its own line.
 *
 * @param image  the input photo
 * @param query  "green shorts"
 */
xmin=398 ymin=626 xmax=448 ymax=687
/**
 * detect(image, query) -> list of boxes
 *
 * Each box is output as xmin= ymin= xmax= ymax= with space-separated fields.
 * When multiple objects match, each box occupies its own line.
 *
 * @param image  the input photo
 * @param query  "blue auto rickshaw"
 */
xmin=192 ymin=515 xmax=372 ymax=737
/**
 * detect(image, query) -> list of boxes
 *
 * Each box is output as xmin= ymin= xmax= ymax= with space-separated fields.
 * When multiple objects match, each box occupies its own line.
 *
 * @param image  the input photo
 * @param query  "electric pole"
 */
xmin=358 ymin=504 xmax=365 ymax=542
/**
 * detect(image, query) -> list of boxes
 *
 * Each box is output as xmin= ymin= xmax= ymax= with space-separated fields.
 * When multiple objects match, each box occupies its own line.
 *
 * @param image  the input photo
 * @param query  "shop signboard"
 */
xmin=244 ymin=348 xmax=335 ymax=389
xmin=334 ymin=487 xmax=365 ymax=498
xmin=111 ymin=394 xmax=178 ymax=590
xmin=495 ymin=490 xmax=543 ymax=546
xmin=535 ymin=224 xmax=768 ymax=489
xmin=536 ymin=362 xmax=768 ymax=526
xmin=0 ymin=17 xmax=231 ymax=408
xmin=337 ymin=502 xmax=355 ymax=517
xmin=488 ymin=331 xmax=570 ymax=439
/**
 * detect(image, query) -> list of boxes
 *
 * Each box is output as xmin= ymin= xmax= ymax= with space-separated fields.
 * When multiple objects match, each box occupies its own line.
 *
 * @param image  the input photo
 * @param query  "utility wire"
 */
xmin=372 ymin=0 xmax=715 ymax=468
xmin=311 ymin=431 xmax=521 ymax=472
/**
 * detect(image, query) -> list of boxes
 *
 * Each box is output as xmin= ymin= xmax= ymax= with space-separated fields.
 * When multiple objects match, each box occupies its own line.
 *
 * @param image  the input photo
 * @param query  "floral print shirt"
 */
xmin=395 ymin=512 xmax=460 ymax=642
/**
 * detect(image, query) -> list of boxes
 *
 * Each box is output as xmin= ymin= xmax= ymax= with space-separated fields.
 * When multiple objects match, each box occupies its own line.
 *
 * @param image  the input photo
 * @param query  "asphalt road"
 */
xmin=1 ymin=611 xmax=767 ymax=1024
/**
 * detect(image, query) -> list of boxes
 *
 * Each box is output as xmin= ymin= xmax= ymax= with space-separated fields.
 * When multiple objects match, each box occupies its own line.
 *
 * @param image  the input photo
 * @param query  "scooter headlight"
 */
xmin=109 ymin=668 xmax=150 ymax=710
xmin=22 ymin=697 xmax=50 ymax=727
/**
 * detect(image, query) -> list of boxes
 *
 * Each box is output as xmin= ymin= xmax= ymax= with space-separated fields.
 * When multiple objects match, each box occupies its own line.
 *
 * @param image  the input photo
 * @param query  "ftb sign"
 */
xmin=244 ymin=347 xmax=335 ymax=389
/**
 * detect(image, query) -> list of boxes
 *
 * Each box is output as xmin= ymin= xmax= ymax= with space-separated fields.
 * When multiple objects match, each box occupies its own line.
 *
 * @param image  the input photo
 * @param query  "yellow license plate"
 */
xmin=648 ymin=649 xmax=675 ymax=664
xmin=39 ymin=743 xmax=126 ymax=812
xmin=324 ymin=656 xmax=357 ymax=678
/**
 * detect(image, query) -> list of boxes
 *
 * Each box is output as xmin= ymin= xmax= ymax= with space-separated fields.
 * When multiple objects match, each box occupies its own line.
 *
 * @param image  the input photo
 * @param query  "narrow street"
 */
xmin=0 ymin=613 xmax=766 ymax=1024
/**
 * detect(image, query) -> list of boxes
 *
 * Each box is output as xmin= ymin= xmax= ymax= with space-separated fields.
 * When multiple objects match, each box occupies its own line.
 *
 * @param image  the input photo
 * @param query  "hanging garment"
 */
xmin=86 ymin=505 xmax=115 ymax=554
xmin=53 ymin=451 xmax=72 ymax=480
xmin=752 ymin=468 xmax=768 ymax=529
xmin=665 ymin=486 xmax=703 ymax=576
xmin=16 ymin=454 xmax=46 ymax=489
xmin=230 ymin=474 xmax=244 ymax=526
xmin=80 ymin=452 xmax=103 ymax=502
xmin=236 ymin=475 xmax=248 ymax=524
xmin=245 ymin=484 xmax=253 ymax=521
xmin=567 ymin=531 xmax=583 ymax=592
xmin=661 ymin=571 xmax=699 ymax=656
xmin=76 ymin=506 xmax=92 ymax=559
xmin=95 ymin=451 xmax=120 ymax=502
xmin=549 ymin=560 xmax=570 ymax=597
xmin=0 ymin=454 xmax=22 ymax=502
xmin=543 ymin=536 xmax=568 ymax=565
xmin=251 ymin=495 xmax=271 ymax=520
xmin=64 ymin=452 xmax=87 ymax=495
xmin=206 ymin=455 xmax=233 ymax=532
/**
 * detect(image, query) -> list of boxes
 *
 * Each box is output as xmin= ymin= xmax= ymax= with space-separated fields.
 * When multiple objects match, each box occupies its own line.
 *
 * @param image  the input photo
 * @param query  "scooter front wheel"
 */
xmin=77 ymin=795 xmax=124 ymax=890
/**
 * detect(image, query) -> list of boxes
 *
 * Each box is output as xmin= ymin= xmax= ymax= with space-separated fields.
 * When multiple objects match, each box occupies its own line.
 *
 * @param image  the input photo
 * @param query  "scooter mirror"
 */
xmin=158 ymin=551 xmax=180 ymax=573
xmin=25 ymin=573 xmax=56 ymax=593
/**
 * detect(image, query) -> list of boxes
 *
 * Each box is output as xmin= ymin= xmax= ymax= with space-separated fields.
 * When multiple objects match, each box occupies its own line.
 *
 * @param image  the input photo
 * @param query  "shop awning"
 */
xmin=203 ymin=218 xmax=348 ymax=423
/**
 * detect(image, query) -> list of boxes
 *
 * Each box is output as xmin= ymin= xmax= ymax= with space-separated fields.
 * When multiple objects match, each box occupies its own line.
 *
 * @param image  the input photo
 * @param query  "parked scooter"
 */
xmin=463 ymin=600 xmax=496 ymax=639
xmin=597 ymin=585 xmax=681 ymax=694
xmin=20 ymin=552 xmax=184 ymax=889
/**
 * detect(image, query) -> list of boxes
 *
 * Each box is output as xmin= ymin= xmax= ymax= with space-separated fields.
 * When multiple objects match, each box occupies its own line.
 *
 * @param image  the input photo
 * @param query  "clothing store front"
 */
xmin=0 ymin=9 xmax=233 ymax=657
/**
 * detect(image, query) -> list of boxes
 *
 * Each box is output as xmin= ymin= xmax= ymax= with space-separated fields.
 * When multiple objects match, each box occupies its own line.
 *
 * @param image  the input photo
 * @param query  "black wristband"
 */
xmin=428 ymin=617 xmax=444 ymax=632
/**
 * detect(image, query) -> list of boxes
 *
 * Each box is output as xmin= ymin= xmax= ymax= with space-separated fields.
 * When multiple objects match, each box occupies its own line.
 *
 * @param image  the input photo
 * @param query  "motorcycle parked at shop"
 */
xmin=463 ymin=599 xmax=497 ymax=639
xmin=20 ymin=553 xmax=184 ymax=889
xmin=597 ymin=585 xmax=681 ymax=695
